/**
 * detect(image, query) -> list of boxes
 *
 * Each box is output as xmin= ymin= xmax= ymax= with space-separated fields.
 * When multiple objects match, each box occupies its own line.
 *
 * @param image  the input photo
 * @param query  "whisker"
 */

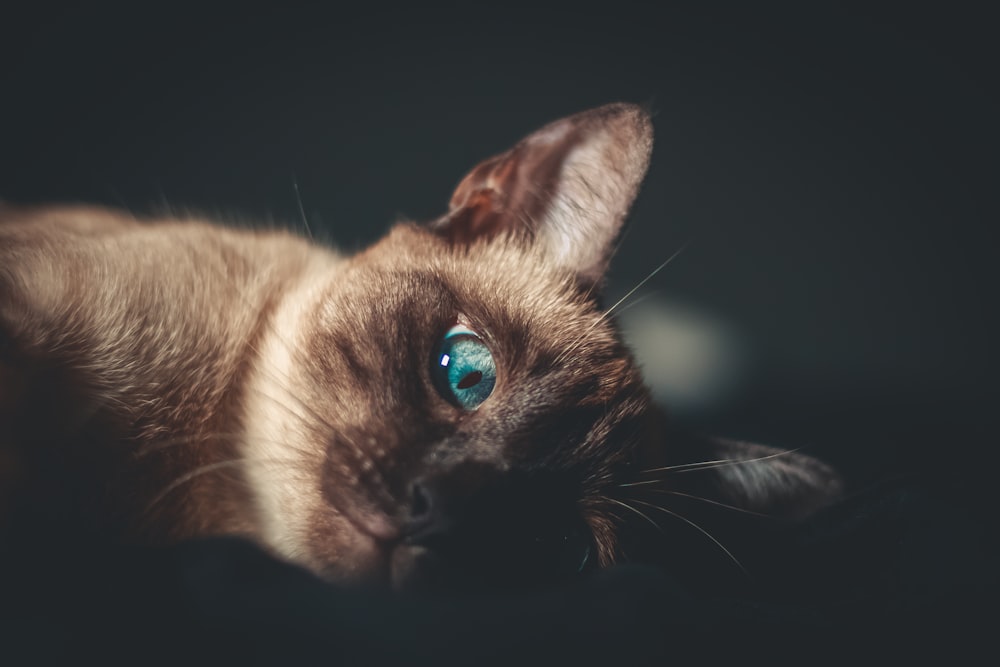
xmin=136 ymin=430 xmax=314 ymax=459
xmin=243 ymin=342 xmax=342 ymax=437
xmin=555 ymin=240 xmax=690 ymax=365
xmin=607 ymin=289 xmax=660 ymax=318
xmin=244 ymin=379 xmax=397 ymax=507
xmin=247 ymin=387 xmax=322 ymax=441
xmin=598 ymin=240 xmax=691 ymax=324
xmin=134 ymin=371 xmax=329 ymax=459
xmin=617 ymin=478 xmax=669 ymax=488
xmin=147 ymin=459 xmax=246 ymax=511
xmin=145 ymin=454 xmax=307 ymax=513
xmin=629 ymin=498 xmax=748 ymax=576
xmin=291 ymin=173 xmax=314 ymax=239
xmin=642 ymin=489 xmax=774 ymax=518
xmin=637 ymin=447 xmax=807 ymax=476
xmin=605 ymin=497 xmax=663 ymax=532
xmin=136 ymin=431 xmax=246 ymax=458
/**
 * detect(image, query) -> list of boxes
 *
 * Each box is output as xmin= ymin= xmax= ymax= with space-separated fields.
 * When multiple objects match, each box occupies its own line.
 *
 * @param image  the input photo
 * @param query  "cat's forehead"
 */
xmin=356 ymin=223 xmax=601 ymax=328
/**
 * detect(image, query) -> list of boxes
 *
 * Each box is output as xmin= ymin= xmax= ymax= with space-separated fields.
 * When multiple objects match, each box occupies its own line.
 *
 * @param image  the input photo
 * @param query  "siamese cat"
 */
xmin=0 ymin=104 xmax=840 ymax=591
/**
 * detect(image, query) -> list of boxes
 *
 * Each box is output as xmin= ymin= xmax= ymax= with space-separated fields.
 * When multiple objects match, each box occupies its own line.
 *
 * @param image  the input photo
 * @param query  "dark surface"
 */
xmin=2 ymin=3 xmax=997 ymax=663
xmin=3 ymin=476 xmax=994 ymax=664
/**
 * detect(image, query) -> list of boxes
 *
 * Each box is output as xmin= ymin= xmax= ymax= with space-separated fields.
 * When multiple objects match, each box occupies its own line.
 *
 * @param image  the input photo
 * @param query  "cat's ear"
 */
xmin=641 ymin=429 xmax=843 ymax=521
xmin=430 ymin=103 xmax=653 ymax=285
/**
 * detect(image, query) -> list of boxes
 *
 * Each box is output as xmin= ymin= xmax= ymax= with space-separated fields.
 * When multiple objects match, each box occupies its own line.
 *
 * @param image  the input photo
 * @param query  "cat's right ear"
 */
xmin=430 ymin=103 xmax=653 ymax=286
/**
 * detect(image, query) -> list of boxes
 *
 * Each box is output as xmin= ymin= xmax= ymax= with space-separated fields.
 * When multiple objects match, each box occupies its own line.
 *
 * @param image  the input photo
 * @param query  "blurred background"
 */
xmin=2 ymin=3 xmax=996 ymax=509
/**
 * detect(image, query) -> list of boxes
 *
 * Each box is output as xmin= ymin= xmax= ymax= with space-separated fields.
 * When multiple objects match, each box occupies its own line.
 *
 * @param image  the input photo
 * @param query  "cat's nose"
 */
xmin=390 ymin=475 xmax=470 ymax=592
xmin=400 ymin=477 xmax=458 ymax=545
xmin=399 ymin=459 xmax=504 ymax=542
xmin=407 ymin=480 xmax=434 ymax=527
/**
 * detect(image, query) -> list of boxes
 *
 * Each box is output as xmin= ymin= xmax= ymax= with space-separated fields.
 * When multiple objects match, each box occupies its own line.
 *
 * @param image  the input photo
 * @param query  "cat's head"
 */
xmin=242 ymin=104 xmax=841 ymax=590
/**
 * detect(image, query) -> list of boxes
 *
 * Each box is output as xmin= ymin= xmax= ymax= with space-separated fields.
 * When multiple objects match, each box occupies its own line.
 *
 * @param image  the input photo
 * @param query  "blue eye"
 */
xmin=432 ymin=324 xmax=497 ymax=410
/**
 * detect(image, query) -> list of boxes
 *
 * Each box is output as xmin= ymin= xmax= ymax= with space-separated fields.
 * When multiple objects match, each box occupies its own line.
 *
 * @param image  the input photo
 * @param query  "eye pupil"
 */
xmin=456 ymin=370 xmax=482 ymax=390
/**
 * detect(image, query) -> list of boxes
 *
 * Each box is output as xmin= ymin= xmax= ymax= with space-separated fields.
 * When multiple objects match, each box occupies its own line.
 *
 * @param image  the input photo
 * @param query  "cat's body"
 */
xmin=0 ymin=104 xmax=841 ymax=590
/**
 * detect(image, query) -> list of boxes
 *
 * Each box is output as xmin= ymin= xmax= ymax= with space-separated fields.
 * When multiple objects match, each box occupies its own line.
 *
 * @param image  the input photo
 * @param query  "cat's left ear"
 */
xmin=430 ymin=103 xmax=653 ymax=285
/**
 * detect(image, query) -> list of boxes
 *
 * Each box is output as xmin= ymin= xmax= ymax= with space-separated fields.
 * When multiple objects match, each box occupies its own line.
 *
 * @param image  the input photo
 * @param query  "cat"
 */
xmin=0 ymin=103 xmax=841 ymax=591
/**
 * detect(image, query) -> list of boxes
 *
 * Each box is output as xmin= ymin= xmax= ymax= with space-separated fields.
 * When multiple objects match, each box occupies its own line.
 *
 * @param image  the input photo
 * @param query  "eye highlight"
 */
xmin=432 ymin=324 xmax=497 ymax=410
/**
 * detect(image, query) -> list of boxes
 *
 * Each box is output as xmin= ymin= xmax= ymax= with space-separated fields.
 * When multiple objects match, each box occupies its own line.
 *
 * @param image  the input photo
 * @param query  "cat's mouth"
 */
xmin=342 ymin=506 xmax=400 ymax=542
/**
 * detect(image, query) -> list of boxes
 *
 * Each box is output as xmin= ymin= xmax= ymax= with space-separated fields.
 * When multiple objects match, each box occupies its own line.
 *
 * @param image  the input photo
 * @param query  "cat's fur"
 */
xmin=0 ymin=104 xmax=841 ymax=590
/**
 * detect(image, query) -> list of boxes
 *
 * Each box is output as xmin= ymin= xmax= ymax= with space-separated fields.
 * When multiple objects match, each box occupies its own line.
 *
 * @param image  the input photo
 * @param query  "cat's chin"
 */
xmin=251 ymin=504 xmax=389 ymax=588
xmin=302 ymin=522 xmax=506 ymax=593
xmin=307 ymin=536 xmax=394 ymax=588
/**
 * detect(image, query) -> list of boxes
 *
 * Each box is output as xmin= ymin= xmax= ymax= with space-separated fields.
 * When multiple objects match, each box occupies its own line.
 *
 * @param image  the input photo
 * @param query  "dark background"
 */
xmin=2 ymin=3 xmax=996 ymax=511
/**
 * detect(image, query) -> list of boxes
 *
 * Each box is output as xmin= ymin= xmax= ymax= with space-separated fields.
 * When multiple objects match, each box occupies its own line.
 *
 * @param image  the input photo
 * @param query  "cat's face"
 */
xmin=253 ymin=225 xmax=650 ymax=588
xmin=240 ymin=104 xmax=840 ymax=590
